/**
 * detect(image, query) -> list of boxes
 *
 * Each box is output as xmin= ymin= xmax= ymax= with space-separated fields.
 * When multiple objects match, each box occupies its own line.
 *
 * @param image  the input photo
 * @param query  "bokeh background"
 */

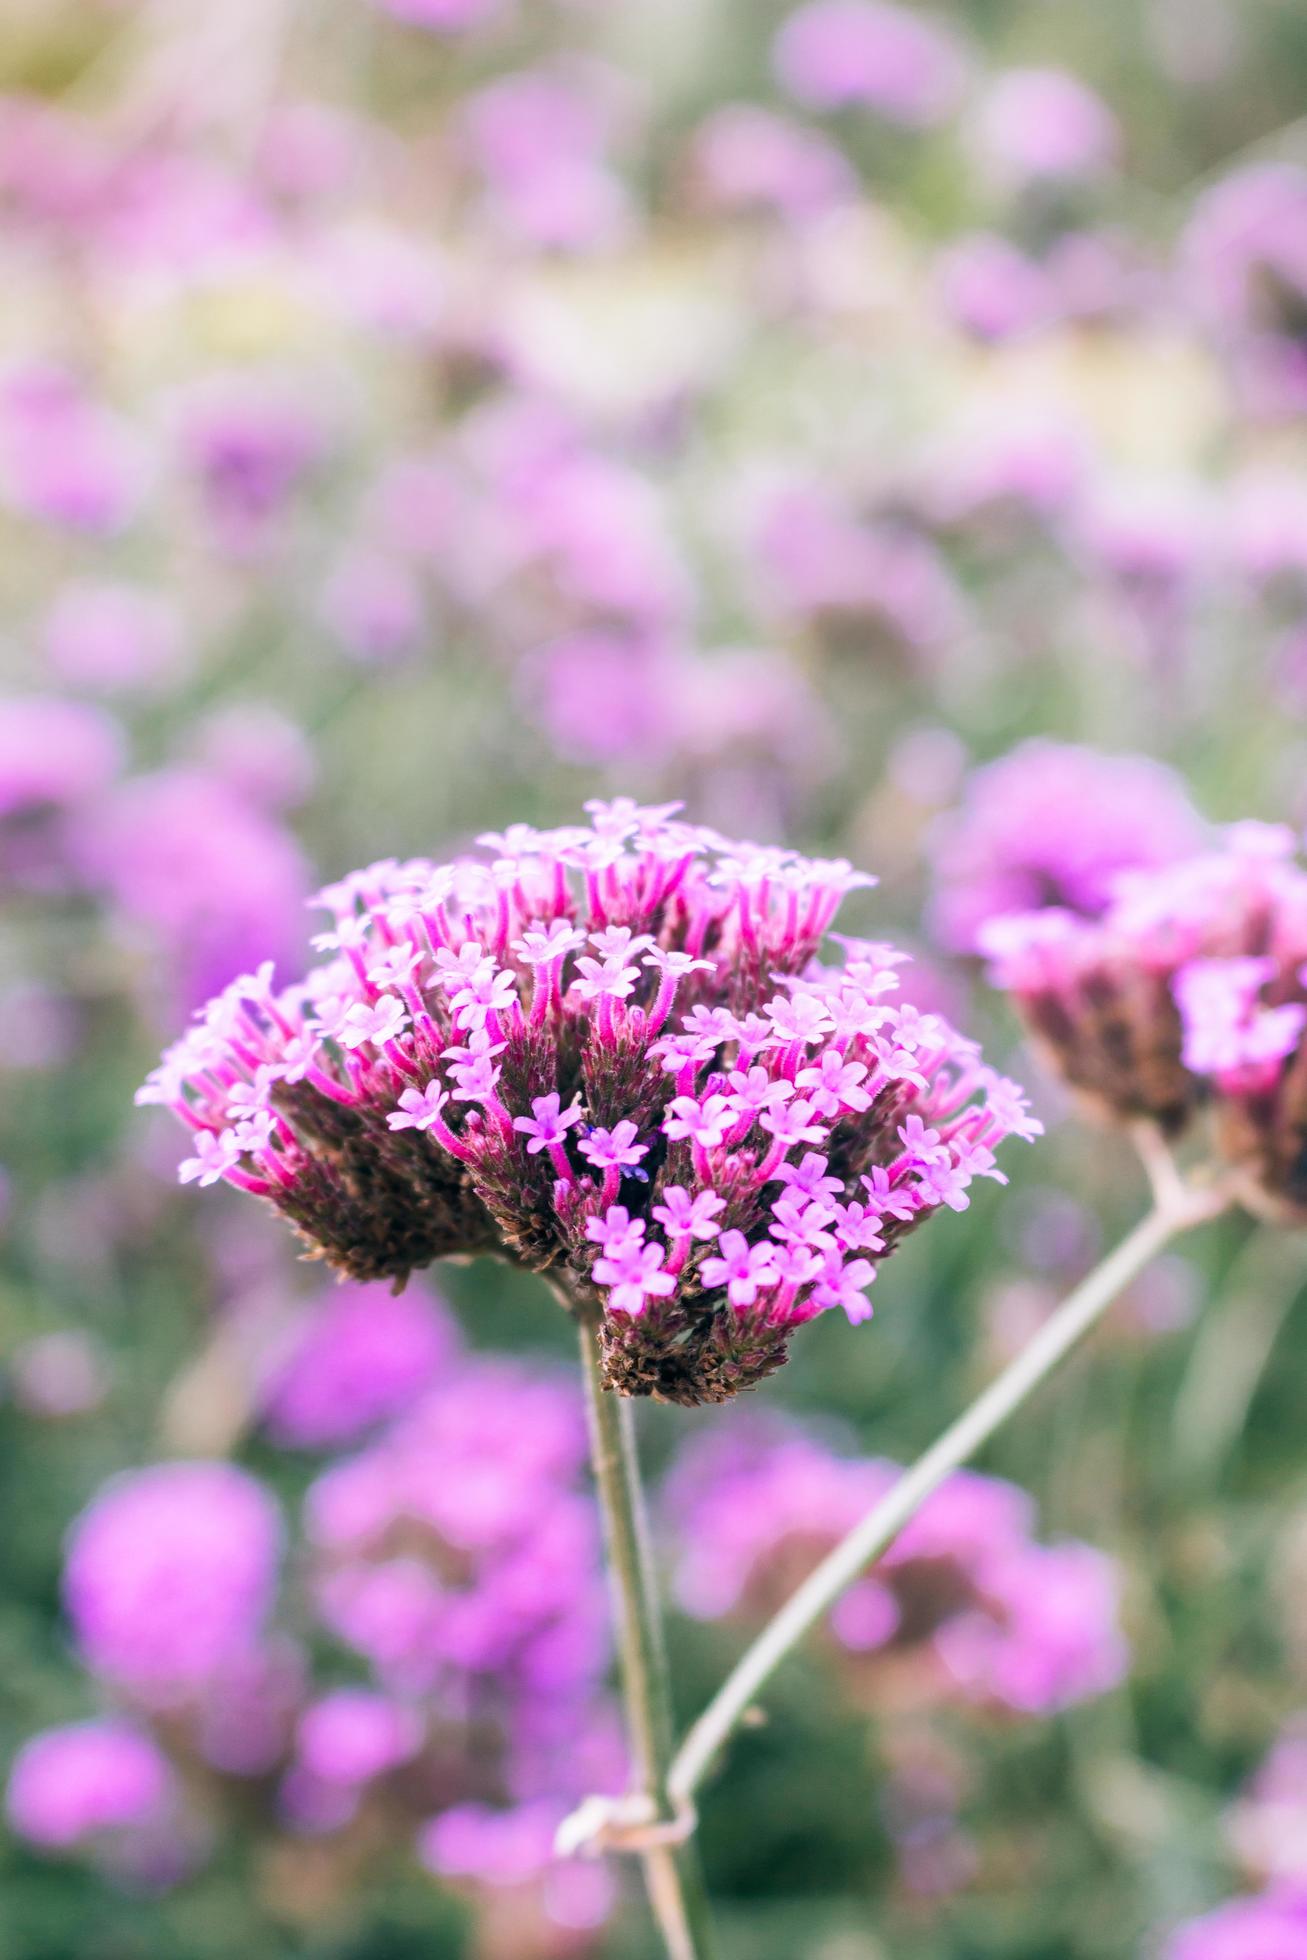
xmin=3 ymin=0 xmax=1307 ymax=1955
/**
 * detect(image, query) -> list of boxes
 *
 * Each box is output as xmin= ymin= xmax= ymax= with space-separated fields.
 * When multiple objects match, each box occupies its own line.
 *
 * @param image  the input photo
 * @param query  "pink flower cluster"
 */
xmin=928 ymin=740 xmax=1206 ymax=954
xmin=63 ymin=1461 xmax=283 ymax=1705
xmin=1163 ymin=1890 xmax=1307 ymax=1960
xmin=10 ymin=1348 xmax=618 ymax=1940
xmin=143 ymin=802 xmax=1037 ymax=1401
xmin=6 ymin=1721 xmax=174 ymax=1853
xmin=666 ymin=1421 xmax=1128 ymax=1717
xmin=1228 ymin=1716 xmax=1307 ymax=1890
xmin=305 ymin=1357 xmax=609 ymax=1711
xmin=257 ymin=1277 xmax=455 ymax=1448
xmin=1164 ymin=1722 xmax=1307 ymax=1959
xmin=985 ymin=822 xmax=1307 ymax=1215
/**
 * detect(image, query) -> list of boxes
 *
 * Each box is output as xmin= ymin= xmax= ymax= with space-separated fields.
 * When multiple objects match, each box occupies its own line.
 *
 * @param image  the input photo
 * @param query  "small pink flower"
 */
xmin=701 ymin=1230 xmax=780 ymax=1309
xmin=665 ymin=1094 xmax=736 ymax=1149
xmin=652 ymin=1186 xmax=725 ymax=1241
xmin=593 ymin=1238 xmax=676 ymax=1316
xmin=179 ymin=1129 xmax=241 ymax=1187
xmin=388 ymin=1082 xmax=453 ymax=1133
xmin=339 ymin=996 xmax=409 ymax=1050
xmin=580 ymin=1121 xmax=648 ymax=1172
xmin=513 ymin=1092 xmax=585 ymax=1153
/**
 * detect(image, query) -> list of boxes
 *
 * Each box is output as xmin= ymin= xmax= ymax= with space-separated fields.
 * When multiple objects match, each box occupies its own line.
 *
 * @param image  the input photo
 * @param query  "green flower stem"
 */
xmin=668 ymin=1181 xmax=1232 ymax=1808
xmin=577 ymin=1317 xmax=719 ymax=1960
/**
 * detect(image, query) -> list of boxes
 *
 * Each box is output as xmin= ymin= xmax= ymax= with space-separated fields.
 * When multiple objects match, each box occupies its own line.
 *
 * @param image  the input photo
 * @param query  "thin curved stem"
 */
xmin=669 ymin=1181 xmax=1232 ymax=1807
xmin=577 ymin=1319 xmax=718 ymax=1960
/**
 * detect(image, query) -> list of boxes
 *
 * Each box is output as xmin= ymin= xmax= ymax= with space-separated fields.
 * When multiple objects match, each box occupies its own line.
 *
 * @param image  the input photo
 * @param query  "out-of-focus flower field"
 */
xmin=3 ymin=0 xmax=1307 ymax=1955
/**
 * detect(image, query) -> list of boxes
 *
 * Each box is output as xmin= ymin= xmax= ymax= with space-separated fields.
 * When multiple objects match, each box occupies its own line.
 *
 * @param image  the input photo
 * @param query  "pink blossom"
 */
xmin=651 ymin=1186 xmax=725 ymax=1241
xmin=774 ymin=0 xmax=968 ymax=126
xmin=153 ymin=806 xmax=1032 ymax=1401
xmin=6 ymin=1722 xmax=173 ymax=1850
xmin=700 ymin=1230 xmax=780 ymax=1309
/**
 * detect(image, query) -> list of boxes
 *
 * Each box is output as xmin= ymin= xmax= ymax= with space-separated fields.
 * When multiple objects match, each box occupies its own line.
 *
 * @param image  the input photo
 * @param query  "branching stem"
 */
xmin=668 ymin=1178 xmax=1232 ymax=1807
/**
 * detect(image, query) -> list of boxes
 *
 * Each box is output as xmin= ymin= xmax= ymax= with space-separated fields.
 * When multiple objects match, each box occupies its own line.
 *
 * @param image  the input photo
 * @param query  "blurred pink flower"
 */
xmin=667 ymin=1418 xmax=1128 ymax=1715
xmin=774 ymin=0 xmax=968 ymax=125
xmin=928 ymin=740 xmax=1206 ymax=953
xmin=295 ymin=1690 xmax=423 ymax=1787
xmin=43 ymin=582 xmax=186 ymax=693
xmin=688 ymin=105 xmax=856 ymax=218
xmin=371 ymin=0 xmax=504 ymax=30
xmin=0 ymin=364 xmax=145 ymax=533
xmin=74 ymin=766 xmax=310 ymax=1012
xmin=63 ymin=1462 xmax=282 ymax=1704
xmin=934 ymin=233 xmax=1052 ymax=341
xmin=7 ymin=1721 xmax=173 ymax=1850
xmin=1162 ymin=1889 xmax=1307 ymax=1960
xmin=259 ymin=1280 xmax=456 ymax=1448
xmin=974 ymin=67 xmax=1120 ymax=185
xmin=188 ymin=704 xmax=315 ymax=813
xmin=321 ymin=548 xmax=425 ymax=663
xmin=0 ymin=696 xmax=122 ymax=821
xmin=461 ymin=70 xmax=630 ymax=250
xmin=1182 ymin=164 xmax=1307 ymax=417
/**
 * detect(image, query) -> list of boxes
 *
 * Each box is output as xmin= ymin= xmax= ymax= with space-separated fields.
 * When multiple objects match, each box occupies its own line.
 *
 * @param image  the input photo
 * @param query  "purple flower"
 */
xmin=1161 ymin=1889 xmax=1307 ymax=1960
xmin=667 ymin=1421 xmax=1127 ymax=1714
xmin=688 ymin=106 xmax=855 ymax=220
xmin=304 ymin=1356 xmax=607 ymax=1709
xmin=460 ymin=70 xmax=630 ymax=252
xmin=928 ymin=740 xmax=1206 ymax=954
xmin=295 ymin=1690 xmax=423 ymax=1787
xmin=592 ymin=1234 xmax=676 ymax=1316
xmin=259 ymin=1280 xmax=455 ymax=1448
xmin=0 ymin=695 xmax=121 ymax=821
xmin=1229 ymin=1720 xmax=1307 ymax=1887
xmin=513 ymin=1093 xmax=578 ymax=1149
xmin=63 ymin=1462 xmax=282 ymax=1702
xmin=149 ymin=806 xmax=1032 ymax=1403
xmin=1182 ymin=164 xmax=1307 ymax=417
xmin=774 ymin=0 xmax=967 ymax=126
xmin=389 ymin=1081 xmax=454 ymax=1133
xmin=985 ymin=823 xmax=1307 ymax=1213
xmin=973 ymin=67 xmax=1119 ymax=185
xmin=579 ymin=1121 xmax=649 ymax=1172
xmin=651 ymin=1186 xmax=724 ymax=1241
xmin=73 ymin=765 xmax=310 ymax=1014
xmin=371 ymin=0 xmax=502 ymax=31
xmin=0 ymin=363 xmax=143 ymax=533
xmin=934 ymin=233 xmax=1051 ymax=342
xmin=321 ymin=549 xmax=424 ymax=664
xmin=6 ymin=1721 xmax=173 ymax=1849
xmin=700 ymin=1230 xmax=780 ymax=1309
xmin=43 ymin=581 xmax=185 ymax=693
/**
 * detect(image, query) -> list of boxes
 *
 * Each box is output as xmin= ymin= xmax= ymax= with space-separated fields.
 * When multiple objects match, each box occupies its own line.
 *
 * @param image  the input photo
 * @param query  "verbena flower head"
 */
xmin=667 ymin=1422 xmax=1128 ymax=1716
xmin=63 ymin=1462 xmax=282 ymax=1704
xmin=257 ymin=1278 xmax=455 ymax=1448
xmin=6 ymin=1721 xmax=174 ymax=1851
xmin=773 ymin=0 xmax=968 ymax=127
xmin=1228 ymin=1716 xmax=1307 ymax=1888
xmin=972 ymin=67 xmax=1119 ymax=187
xmin=1162 ymin=1889 xmax=1307 ymax=1960
xmin=143 ymin=803 xmax=1037 ymax=1403
xmin=928 ymin=740 xmax=1206 ymax=954
xmin=985 ymin=822 xmax=1307 ymax=1214
xmin=1182 ymin=163 xmax=1307 ymax=418
xmin=293 ymin=1689 xmax=424 ymax=1793
xmin=305 ymin=1358 xmax=607 ymax=1704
